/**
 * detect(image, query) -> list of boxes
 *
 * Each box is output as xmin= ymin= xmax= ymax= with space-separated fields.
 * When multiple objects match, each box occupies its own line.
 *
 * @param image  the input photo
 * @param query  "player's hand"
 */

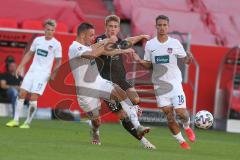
xmin=15 ymin=66 xmax=22 ymax=79
xmin=121 ymin=48 xmax=135 ymax=54
xmin=131 ymin=52 xmax=142 ymax=62
xmin=185 ymin=51 xmax=193 ymax=64
xmin=141 ymin=35 xmax=150 ymax=41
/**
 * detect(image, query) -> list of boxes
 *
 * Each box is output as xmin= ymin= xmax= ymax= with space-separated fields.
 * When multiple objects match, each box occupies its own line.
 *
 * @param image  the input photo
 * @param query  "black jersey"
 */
xmin=95 ymin=34 xmax=132 ymax=91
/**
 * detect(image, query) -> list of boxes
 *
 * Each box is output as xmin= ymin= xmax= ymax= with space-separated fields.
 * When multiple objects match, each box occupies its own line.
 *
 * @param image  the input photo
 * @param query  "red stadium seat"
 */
xmin=201 ymin=0 xmax=240 ymax=15
xmin=22 ymin=20 xmax=43 ymax=30
xmin=131 ymin=7 xmax=217 ymax=46
xmin=209 ymin=13 xmax=240 ymax=47
xmin=56 ymin=22 xmax=68 ymax=33
xmin=72 ymin=25 xmax=78 ymax=34
xmin=83 ymin=18 xmax=105 ymax=35
xmin=0 ymin=18 xmax=18 ymax=28
xmin=114 ymin=0 xmax=191 ymax=19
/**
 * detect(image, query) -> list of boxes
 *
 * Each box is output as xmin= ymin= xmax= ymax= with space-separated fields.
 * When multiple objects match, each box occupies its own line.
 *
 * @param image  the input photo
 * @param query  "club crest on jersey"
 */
xmin=48 ymin=45 xmax=53 ymax=50
xmin=167 ymin=48 xmax=173 ymax=54
xmin=78 ymin=47 xmax=82 ymax=51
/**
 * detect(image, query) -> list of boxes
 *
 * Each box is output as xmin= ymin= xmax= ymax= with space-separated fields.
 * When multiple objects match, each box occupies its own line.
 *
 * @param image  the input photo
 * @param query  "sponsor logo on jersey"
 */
xmin=37 ymin=49 xmax=48 ymax=57
xmin=150 ymin=49 xmax=156 ymax=53
xmin=48 ymin=45 xmax=53 ymax=50
xmin=155 ymin=55 xmax=169 ymax=64
xmin=167 ymin=48 xmax=173 ymax=54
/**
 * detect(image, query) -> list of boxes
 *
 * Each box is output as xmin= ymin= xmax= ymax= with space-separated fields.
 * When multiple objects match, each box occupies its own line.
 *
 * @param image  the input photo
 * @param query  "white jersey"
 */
xmin=144 ymin=36 xmax=186 ymax=84
xmin=68 ymin=41 xmax=102 ymax=91
xmin=29 ymin=36 xmax=62 ymax=74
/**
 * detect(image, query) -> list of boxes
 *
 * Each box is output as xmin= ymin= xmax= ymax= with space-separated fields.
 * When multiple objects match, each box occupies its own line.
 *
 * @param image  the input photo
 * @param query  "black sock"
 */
xmin=121 ymin=117 xmax=142 ymax=140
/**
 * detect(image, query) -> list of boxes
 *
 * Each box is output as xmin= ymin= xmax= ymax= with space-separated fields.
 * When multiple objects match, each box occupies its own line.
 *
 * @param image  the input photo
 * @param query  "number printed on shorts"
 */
xmin=178 ymin=95 xmax=184 ymax=105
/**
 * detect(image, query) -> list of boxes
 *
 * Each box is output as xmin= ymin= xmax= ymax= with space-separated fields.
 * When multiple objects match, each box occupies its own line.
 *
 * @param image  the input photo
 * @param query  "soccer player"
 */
xmin=6 ymin=19 xmax=62 ymax=129
xmin=68 ymin=22 xmax=151 ymax=146
xmin=132 ymin=15 xmax=195 ymax=149
xmin=95 ymin=15 xmax=156 ymax=149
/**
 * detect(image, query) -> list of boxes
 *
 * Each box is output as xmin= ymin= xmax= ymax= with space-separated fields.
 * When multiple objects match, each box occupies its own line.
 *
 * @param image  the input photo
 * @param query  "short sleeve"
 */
xmin=175 ymin=40 xmax=186 ymax=58
xmin=69 ymin=44 xmax=91 ymax=59
xmin=30 ymin=38 xmax=37 ymax=52
xmin=144 ymin=41 xmax=151 ymax=61
xmin=55 ymin=42 xmax=62 ymax=58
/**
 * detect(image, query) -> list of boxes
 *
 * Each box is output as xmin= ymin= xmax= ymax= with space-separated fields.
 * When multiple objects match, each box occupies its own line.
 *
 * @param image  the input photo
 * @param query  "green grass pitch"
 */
xmin=0 ymin=117 xmax=240 ymax=160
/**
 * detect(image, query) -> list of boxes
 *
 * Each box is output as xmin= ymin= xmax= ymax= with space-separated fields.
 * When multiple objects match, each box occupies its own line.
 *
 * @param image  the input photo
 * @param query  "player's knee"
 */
xmin=176 ymin=110 xmax=189 ymax=120
xmin=19 ymin=90 xmax=27 ymax=99
xmin=113 ymin=85 xmax=127 ymax=101
xmin=29 ymin=93 xmax=39 ymax=101
xmin=165 ymin=112 xmax=175 ymax=123
xmin=131 ymin=97 xmax=140 ymax=105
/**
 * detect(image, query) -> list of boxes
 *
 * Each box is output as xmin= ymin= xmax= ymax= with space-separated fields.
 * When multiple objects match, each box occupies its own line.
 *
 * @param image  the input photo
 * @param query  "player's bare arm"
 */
xmin=91 ymin=36 xmax=118 ymax=49
xmin=132 ymin=52 xmax=152 ymax=69
xmin=15 ymin=51 xmax=34 ymax=78
xmin=49 ymin=58 xmax=62 ymax=81
xmin=184 ymin=51 xmax=193 ymax=65
xmin=103 ymin=48 xmax=135 ymax=56
xmin=125 ymin=35 xmax=150 ymax=45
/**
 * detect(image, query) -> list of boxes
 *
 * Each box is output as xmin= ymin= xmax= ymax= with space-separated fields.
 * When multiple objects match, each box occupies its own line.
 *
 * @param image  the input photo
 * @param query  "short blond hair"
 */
xmin=43 ymin=19 xmax=57 ymax=27
xmin=105 ymin=15 xmax=120 ymax=26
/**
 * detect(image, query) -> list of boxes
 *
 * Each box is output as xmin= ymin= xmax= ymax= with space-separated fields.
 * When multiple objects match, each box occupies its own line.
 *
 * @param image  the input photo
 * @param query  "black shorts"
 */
xmin=115 ymin=79 xmax=132 ymax=91
xmin=105 ymin=100 xmax=122 ymax=113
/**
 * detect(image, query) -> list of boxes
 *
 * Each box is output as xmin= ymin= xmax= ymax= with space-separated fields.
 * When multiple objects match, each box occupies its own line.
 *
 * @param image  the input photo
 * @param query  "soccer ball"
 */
xmin=194 ymin=110 xmax=214 ymax=129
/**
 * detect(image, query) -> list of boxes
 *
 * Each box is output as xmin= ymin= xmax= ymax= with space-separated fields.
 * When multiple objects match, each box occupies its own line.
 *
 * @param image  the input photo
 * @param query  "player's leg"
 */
xmin=115 ymin=83 xmax=155 ymax=148
xmin=6 ymin=88 xmax=28 ymax=127
xmin=116 ymin=108 xmax=155 ymax=149
xmin=162 ymin=106 xmax=190 ymax=149
xmin=6 ymin=71 xmax=34 ymax=127
xmin=173 ymin=84 xmax=195 ymax=142
xmin=77 ymin=96 xmax=101 ymax=145
xmin=20 ymin=93 xmax=40 ymax=129
xmin=126 ymin=87 xmax=142 ymax=117
xmin=110 ymin=84 xmax=149 ymax=131
xmin=20 ymin=73 xmax=48 ymax=128
xmin=175 ymin=108 xmax=195 ymax=142
xmin=87 ymin=108 xmax=101 ymax=145
xmin=98 ymin=78 xmax=151 ymax=139
xmin=173 ymin=93 xmax=195 ymax=142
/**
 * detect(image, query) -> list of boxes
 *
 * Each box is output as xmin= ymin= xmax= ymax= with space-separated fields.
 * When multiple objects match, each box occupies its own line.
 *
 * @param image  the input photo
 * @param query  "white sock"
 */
xmin=173 ymin=132 xmax=185 ymax=143
xmin=140 ymin=137 xmax=148 ymax=144
xmin=24 ymin=101 xmax=37 ymax=125
xmin=120 ymin=98 xmax=140 ymax=129
xmin=182 ymin=117 xmax=190 ymax=129
xmin=13 ymin=98 xmax=24 ymax=122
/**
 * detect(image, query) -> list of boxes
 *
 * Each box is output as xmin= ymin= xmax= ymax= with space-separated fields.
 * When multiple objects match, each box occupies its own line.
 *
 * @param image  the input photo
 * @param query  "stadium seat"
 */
xmin=209 ymin=13 xmax=240 ymax=47
xmin=114 ymin=0 xmax=191 ymax=19
xmin=201 ymin=0 xmax=240 ymax=15
xmin=22 ymin=20 xmax=43 ymax=30
xmin=232 ymin=16 xmax=240 ymax=36
xmin=56 ymin=22 xmax=68 ymax=33
xmin=83 ymin=18 xmax=105 ymax=35
xmin=131 ymin=7 xmax=217 ymax=46
xmin=74 ymin=0 xmax=109 ymax=16
xmin=0 ymin=18 xmax=18 ymax=28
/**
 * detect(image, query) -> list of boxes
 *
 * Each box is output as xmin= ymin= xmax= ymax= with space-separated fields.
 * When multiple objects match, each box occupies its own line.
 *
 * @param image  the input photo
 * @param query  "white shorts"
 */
xmin=76 ymin=76 xmax=114 ymax=112
xmin=154 ymin=83 xmax=186 ymax=109
xmin=21 ymin=70 xmax=49 ymax=95
xmin=77 ymin=96 xmax=101 ymax=113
